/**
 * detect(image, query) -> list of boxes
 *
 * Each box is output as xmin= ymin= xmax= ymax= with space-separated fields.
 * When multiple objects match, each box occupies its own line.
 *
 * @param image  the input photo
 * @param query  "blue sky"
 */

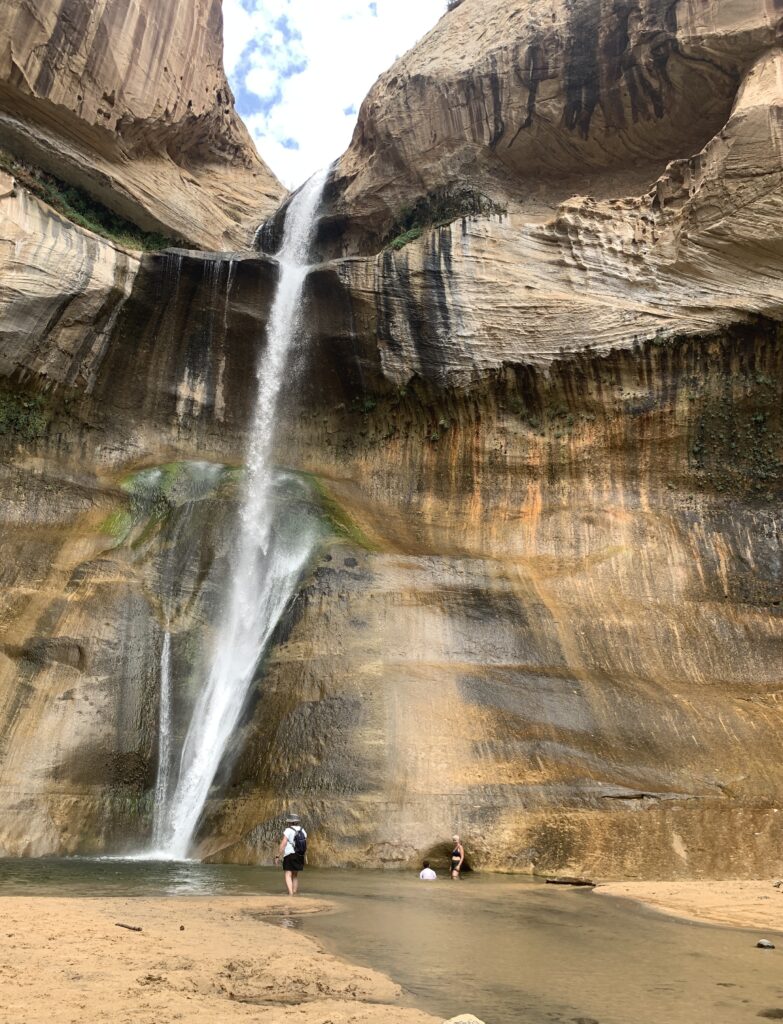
xmin=223 ymin=0 xmax=445 ymax=188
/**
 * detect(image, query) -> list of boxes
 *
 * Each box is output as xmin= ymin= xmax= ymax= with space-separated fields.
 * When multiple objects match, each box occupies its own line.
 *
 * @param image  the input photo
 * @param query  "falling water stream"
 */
xmin=149 ymin=169 xmax=329 ymax=859
xmin=150 ymin=629 xmax=172 ymax=849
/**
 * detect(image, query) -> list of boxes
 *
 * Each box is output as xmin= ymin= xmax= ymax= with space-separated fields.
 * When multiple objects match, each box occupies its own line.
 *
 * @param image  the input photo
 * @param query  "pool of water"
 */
xmin=0 ymin=858 xmax=781 ymax=1024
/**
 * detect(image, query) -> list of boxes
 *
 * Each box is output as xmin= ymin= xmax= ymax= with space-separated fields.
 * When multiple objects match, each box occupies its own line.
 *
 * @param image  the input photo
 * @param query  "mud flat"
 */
xmin=0 ymin=895 xmax=440 ymax=1024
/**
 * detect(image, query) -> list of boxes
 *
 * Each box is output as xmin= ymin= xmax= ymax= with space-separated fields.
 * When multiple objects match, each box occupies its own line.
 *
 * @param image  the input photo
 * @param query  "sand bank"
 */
xmin=597 ymin=880 xmax=783 ymax=932
xmin=0 ymin=895 xmax=442 ymax=1024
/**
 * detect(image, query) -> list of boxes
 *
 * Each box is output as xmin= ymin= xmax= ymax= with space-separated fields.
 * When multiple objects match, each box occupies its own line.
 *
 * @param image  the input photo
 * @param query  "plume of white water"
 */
xmin=151 ymin=629 xmax=173 ymax=848
xmin=153 ymin=169 xmax=328 ymax=859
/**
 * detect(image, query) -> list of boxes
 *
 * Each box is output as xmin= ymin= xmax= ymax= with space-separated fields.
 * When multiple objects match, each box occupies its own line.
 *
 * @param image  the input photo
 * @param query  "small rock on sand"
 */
xmin=756 ymin=939 xmax=776 ymax=949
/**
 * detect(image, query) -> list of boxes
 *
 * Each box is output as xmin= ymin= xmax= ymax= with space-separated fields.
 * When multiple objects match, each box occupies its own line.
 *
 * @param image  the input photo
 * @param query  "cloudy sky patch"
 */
xmin=223 ymin=0 xmax=445 ymax=188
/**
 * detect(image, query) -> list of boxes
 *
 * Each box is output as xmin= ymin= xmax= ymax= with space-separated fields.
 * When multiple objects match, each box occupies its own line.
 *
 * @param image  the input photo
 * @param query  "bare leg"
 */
xmin=284 ymin=870 xmax=295 ymax=896
xmin=292 ymin=871 xmax=299 ymax=894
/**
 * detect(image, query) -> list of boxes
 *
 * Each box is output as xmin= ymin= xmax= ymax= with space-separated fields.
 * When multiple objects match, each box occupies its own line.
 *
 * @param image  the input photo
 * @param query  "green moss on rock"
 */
xmin=100 ymin=509 xmax=134 ymax=542
xmin=388 ymin=227 xmax=423 ymax=251
xmin=103 ymin=461 xmax=232 ymax=550
xmin=690 ymin=372 xmax=783 ymax=502
xmin=306 ymin=474 xmax=379 ymax=552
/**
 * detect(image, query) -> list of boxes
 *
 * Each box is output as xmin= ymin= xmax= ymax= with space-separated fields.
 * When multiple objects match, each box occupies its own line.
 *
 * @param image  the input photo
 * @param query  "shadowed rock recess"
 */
xmin=0 ymin=0 xmax=782 ymax=878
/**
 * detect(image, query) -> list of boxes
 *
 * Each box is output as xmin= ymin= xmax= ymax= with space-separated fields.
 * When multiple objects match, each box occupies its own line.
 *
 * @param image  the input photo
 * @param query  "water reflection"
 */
xmin=278 ymin=916 xmax=302 ymax=930
xmin=303 ymin=873 xmax=783 ymax=1024
xmin=0 ymin=857 xmax=249 ymax=897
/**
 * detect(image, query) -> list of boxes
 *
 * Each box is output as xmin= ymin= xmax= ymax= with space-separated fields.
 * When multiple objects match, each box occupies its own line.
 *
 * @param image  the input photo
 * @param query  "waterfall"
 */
xmin=151 ymin=629 xmax=172 ymax=848
xmin=151 ymin=169 xmax=328 ymax=860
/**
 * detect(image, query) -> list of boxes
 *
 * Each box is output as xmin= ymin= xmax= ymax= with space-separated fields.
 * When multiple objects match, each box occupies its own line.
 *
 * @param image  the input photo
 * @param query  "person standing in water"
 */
xmin=275 ymin=813 xmax=307 ymax=895
xmin=451 ymin=834 xmax=465 ymax=879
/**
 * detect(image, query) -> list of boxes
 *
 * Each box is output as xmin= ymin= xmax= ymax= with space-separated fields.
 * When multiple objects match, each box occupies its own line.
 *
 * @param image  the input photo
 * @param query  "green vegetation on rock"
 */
xmin=385 ymin=186 xmax=506 ymax=251
xmin=690 ymin=368 xmax=783 ymax=502
xmin=0 ymin=148 xmax=179 ymax=251
xmin=0 ymin=387 xmax=48 ymax=442
xmin=100 ymin=508 xmax=135 ymax=541
xmin=388 ymin=227 xmax=424 ymax=251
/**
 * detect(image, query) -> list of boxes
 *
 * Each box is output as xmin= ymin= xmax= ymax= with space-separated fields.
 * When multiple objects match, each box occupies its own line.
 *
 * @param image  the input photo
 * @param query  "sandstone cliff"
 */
xmin=0 ymin=0 xmax=284 ymax=249
xmin=0 ymin=0 xmax=782 ymax=881
xmin=0 ymin=176 xmax=286 ymax=853
xmin=326 ymin=0 xmax=779 ymax=253
xmin=319 ymin=39 xmax=783 ymax=383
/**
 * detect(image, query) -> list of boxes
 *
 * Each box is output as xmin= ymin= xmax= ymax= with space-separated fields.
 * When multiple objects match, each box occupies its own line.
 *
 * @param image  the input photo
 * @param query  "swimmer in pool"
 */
xmin=451 ymin=835 xmax=465 ymax=879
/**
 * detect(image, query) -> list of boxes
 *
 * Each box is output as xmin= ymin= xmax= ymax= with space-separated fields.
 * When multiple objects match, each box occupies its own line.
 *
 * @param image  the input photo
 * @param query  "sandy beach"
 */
xmin=0 ymin=895 xmax=441 ymax=1024
xmin=597 ymin=880 xmax=783 ymax=933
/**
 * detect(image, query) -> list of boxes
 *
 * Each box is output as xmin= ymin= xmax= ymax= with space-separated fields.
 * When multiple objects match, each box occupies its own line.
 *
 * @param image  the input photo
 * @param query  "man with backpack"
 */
xmin=275 ymin=813 xmax=307 ymax=895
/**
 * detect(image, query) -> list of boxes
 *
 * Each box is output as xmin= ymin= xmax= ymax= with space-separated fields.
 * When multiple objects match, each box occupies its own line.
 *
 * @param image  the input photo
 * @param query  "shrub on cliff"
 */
xmin=0 ymin=388 xmax=47 ymax=443
xmin=388 ymin=227 xmax=424 ymax=251
xmin=385 ymin=185 xmax=505 ymax=250
xmin=0 ymin=148 xmax=179 ymax=251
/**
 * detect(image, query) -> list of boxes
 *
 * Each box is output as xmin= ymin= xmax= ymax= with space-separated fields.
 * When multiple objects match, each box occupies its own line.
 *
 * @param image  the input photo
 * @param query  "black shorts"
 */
xmin=283 ymin=853 xmax=304 ymax=872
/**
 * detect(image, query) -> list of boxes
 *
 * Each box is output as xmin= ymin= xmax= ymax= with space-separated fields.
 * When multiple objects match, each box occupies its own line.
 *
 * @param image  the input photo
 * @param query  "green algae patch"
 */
xmin=689 ymin=365 xmax=783 ymax=503
xmin=102 ymin=461 xmax=232 ymax=550
xmin=100 ymin=508 xmax=134 ymax=543
xmin=304 ymin=474 xmax=380 ymax=552
xmin=387 ymin=227 xmax=423 ymax=251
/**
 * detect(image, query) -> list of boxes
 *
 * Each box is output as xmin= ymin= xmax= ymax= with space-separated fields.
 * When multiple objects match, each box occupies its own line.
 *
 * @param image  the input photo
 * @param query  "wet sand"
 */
xmin=0 ymin=895 xmax=441 ymax=1024
xmin=597 ymin=879 xmax=783 ymax=932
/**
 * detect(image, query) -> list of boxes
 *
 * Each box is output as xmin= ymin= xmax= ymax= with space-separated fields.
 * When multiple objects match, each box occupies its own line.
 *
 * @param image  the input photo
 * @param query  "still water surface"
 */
xmin=0 ymin=858 xmax=781 ymax=1024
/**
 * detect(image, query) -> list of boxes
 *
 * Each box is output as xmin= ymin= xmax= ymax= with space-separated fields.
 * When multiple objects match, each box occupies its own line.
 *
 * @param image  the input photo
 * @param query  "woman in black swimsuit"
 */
xmin=451 ymin=834 xmax=465 ymax=879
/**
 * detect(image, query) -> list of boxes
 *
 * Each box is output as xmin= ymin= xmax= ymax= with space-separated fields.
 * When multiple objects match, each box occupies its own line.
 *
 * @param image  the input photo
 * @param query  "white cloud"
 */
xmin=223 ymin=0 xmax=446 ymax=189
xmin=244 ymin=65 xmax=279 ymax=100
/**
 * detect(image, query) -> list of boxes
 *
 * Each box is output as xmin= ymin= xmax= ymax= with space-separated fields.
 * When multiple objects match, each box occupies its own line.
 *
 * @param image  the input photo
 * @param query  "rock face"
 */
xmin=0 ymin=182 xmax=284 ymax=854
xmin=204 ymin=307 xmax=783 ymax=879
xmin=0 ymin=0 xmax=782 ymax=879
xmin=327 ymin=0 xmax=779 ymax=252
xmin=0 ymin=178 xmax=277 ymax=444
xmin=0 ymin=177 xmax=140 ymax=390
xmin=0 ymin=0 xmax=284 ymax=248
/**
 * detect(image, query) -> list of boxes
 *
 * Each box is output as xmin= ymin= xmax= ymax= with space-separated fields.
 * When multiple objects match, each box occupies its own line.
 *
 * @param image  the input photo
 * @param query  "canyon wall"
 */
xmin=199 ymin=235 xmax=783 ymax=877
xmin=0 ymin=177 xmax=282 ymax=853
xmin=0 ymin=0 xmax=782 ymax=879
xmin=325 ymin=0 xmax=781 ymax=252
xmin=0 ymin=0 xmax=284 ymax=248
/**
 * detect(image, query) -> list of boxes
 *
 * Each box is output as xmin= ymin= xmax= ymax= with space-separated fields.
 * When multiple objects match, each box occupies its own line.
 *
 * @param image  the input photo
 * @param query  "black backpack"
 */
xmin=292 ymin=826 xmax=307 ymax=856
